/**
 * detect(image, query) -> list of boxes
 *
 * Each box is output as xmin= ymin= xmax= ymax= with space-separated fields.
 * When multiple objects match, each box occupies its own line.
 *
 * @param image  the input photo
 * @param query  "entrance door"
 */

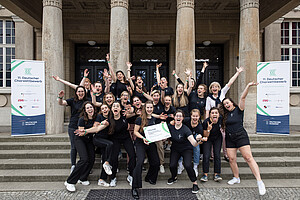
xmin=131 ymin=45 xmax=169 ymax=91
xmin=75 ymin=44 xmax=109 ymax=84
xmin=195 ymin=45 xmax=224 ymax=87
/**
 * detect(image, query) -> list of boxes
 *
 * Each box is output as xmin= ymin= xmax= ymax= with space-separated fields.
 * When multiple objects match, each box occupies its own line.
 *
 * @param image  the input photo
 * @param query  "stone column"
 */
xmin=42 ymin=0 xmax=64 ymax=134
xmin=238 ymin=0 xmax=260 ymax=133
xmin=175 ymin=0 xmax=195 ymax=80
xmin=109 ymin=0 xmax=129 ymax=73
xmin=13 ymin=16 xmax=34 ymax=59
xmin=264 ymin=18 xmax=283 ymax=61
xmin=169 ymin=35 xmax=176 ymax=88
xmin=34 ymin=28 xmax=42 ymax=60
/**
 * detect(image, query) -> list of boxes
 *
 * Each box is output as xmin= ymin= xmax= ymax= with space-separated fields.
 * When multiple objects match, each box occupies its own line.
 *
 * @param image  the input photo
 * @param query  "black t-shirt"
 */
xmin=133 ymin=89 xmax=148 ymax=103
xmin=77 ymin=116 xmax=96 ymax=139
xmin=114 ymin=80 xmax=129 ymax=99
xmin=168 ymin=124 xmax=193 ymax=151
xmin=225 ymin=107 xmax=246 ymax=134
xmin=66 ymin=98 xmax=85 ymax=129
xmin=188 ymin=91 xmax=206 ymax=116
xmin=135 ymin=116 xmax=157 ymax=138
xmin=94 ymin=114 xmax=110 ymax=139
xmin=183 ymin=117 xmax=203 ymax=136
xmin=158 ymin=86 xmax=174 ymax=96
xmin=163 ymin=106 xmax=176 ymax=123
xmin=153 ymin=100 xmax=164 ymax=115
xmin=112 ymin=115 xmax=130 ymax=139
xmin=202 ymin=117 xmax=222 ymax=141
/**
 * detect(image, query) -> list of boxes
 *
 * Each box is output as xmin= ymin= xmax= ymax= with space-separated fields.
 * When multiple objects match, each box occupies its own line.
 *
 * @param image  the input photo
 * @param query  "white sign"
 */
xmin=143 ymin=122 xmax=171 ymax=143
xmin=257 ymin=61 xmax=290 ymax=135
xmin=11 ymin=59 xmax=45 ymax=136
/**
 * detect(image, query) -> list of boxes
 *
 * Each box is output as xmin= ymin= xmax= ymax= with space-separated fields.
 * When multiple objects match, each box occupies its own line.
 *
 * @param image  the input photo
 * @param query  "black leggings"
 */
xmin=67 ymin=135 xmax=95 ymax=184
xmin=111 ymin=137 xmax=136 ymax=179
xmin=202 ymin=136 xmax=222 ymax=174
xmin=132 ymin=139 xmax=160 ymax=189
xmin=169 ymin=148 xmax=197 ymax=182
xmin=93 ymin=136 xmax=113 ymax=180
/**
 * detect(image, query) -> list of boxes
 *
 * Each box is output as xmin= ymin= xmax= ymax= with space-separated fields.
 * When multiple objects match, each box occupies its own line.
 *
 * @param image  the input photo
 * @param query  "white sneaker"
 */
xmin=165 ymin=144 xmax=171 ymax=151
xmin=98 ymin=179 xmax=110 ymax=187
xmin=77 ymin=180 xmax=90 ymax=186
xmin=193 ymin=166 xmax=198 ymax=177
xmin=110 ymin=178 xmax=117 ymax=187
xmin=257 ymin=180 xmax=266 ymax=196
xmin=103 ymin=162 xmax=112 ymax=175
xmin=160 ymin=165 xmax=165 ymax=174
xmin=177 ymin=164 xmax=184 ymax=175
xmin=127 ymin=175 xmax=133 ymax=186
xmin=64 ymin=181 xmax=76 ymax=192
xmin=70 ymin=165 xmax=75 ymax=174
xmin=227 ymin=177 xmax=240 ymax=185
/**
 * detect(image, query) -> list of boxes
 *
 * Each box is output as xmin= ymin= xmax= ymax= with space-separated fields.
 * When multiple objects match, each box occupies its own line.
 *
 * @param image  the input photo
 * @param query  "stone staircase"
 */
xmin=0 ymin=132 xmax=300 ymax=183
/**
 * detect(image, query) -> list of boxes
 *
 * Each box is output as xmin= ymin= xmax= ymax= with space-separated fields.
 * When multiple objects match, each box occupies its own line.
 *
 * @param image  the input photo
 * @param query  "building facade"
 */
xmin=0 ymin=0 xmax=299 ymax=134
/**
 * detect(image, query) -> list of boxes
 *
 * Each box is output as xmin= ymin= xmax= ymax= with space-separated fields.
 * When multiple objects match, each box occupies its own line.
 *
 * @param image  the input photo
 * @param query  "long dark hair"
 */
xmin=74 ymin=86 xmax=87 ymax=102
xmin=135 ymin=76 xmax=147 ymax=93
xmin=80 ymin=101 xmax=98 ymax=125
xmin=140 ymin=101 xmax=154 ymax=132
xmin=108 ymin=101 xmax=122 ymax=135
xmin=116 ymin=70 xmax=128 ymax=84
xmin=220 ymin=98 xmax=238 ymax=129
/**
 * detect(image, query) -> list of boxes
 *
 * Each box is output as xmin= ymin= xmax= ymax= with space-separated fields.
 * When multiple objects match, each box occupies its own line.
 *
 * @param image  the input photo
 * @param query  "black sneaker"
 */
xmin=167 ymin=177 xmax=177 ymax=185
xmin=192 ymin=184 xmax=199 ymax=194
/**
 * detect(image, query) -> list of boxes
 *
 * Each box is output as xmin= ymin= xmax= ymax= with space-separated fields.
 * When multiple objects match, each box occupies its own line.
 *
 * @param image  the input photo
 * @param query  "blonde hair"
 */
xmin=172 ymin=84 xmax=188 ymax=108
xmin=209 ymin=82 xmax=221 ymax=93
xmin=151 ymin=90 xmax=160 ymax=96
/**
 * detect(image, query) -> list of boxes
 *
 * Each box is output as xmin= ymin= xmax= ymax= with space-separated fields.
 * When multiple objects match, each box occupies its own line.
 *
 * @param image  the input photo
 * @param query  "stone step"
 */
xmin=0 ymin=148 xmax=299 ymax=159
xmin=1 ymin=156 xmax=300 ymax=170
xmin=0 ymin=167 xmax=299 ymax=182
xmin=0 ymin=140 xmax=299 ymax=150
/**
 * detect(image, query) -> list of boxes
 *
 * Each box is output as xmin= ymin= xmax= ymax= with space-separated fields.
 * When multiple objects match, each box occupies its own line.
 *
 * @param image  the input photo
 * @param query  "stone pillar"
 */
xmin=13 ymin=16 xmax=34 ymax=59
xmin=109 ymin=0 xmax=129 ymax=73
xmin=42 ymin=0 xmax=64 ymax=134
xmin=238 ymin=0 xmax=260 ymax=133
xmin=175 ymin=0 xmax=195 ymax=80
xmin=264 ymin=18 xmax=283 ymax=61
xmin=169 ymin=35 xmax=176 ymax=88
xmin=34 ymin=28 xmax=42 ymax=60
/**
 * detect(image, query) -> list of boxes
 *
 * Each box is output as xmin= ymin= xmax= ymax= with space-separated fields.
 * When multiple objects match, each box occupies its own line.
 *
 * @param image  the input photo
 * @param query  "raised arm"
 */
xmin=239 ymin=81 xmax=258 ymax=111
xmin=107 ymin=53 xmax=116 ymax=82
xmin=226 ymin=66 xmax=244 ymax=87
xmin=57 ymin=90 xmax=68 ymax=106
xmin=103 ymin=69 xmax=111 ymax=93
xmin=53 ymin=75 xmax=77 ymax=90
xmin=79 ymin=69 xmax=89 ymax=87
xmin=196 ymin=62 xmax=208 ymax=87
xmin=136 ymin=86 xmax=153 ymax=101
xmin=187 ymin=73 xmax=193 ymax=96
xmin=127 ymin=62 xmax=135 ymax=90
xmin=172 ymin=70 xmax=184 ymax=85
xmin=90 ymin=85 xmax=102 ymax=107
xmin=156 ymin=63 xmax=162 ymax=85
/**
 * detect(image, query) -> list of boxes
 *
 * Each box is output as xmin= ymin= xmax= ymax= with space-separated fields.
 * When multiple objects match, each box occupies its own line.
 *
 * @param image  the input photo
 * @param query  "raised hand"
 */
xmin=184 ymin=68 xmax=191 ymax=76
xmin=106 ymin=53 xmax=110 ymax=61
xmin=52 ymin=75 xmax=59 ymax=81
xmin=156 ymin=63 xmax=162 ymax=68
xmin=58 ymin=90 xmax=65 ymax=98
xmin=207 ymin=121 xmax=213 ymax=130
xmin=172 ymin=70 xmax=176 ymax=75
xmin=236 ymin=66 xmax=244 ymax=73
xmin=84 ymin=69 xmax=89 ymax=77
xmin=248 ymin=81 xmax=259 ymax=87
xmin=103 ymin=68 xmax=108 ymax=78
xmin=203 ymin=61 xmax=209 ymax=69
xmin=126 ymin=62 xmax=132 ymax=69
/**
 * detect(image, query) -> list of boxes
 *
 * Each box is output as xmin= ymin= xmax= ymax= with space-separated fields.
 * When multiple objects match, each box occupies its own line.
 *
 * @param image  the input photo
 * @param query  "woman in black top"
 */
xmin=201 ymin=107 xmax=223 ymax=182
xmin=64 ymin=102 xmax=97 ymax=192
xmin=167 ymin=110 xmax=206 ymax=194
xmin=109 ymin=101 xmax=136 ymax=187
xmin=57 ymin=86 xmax=87 ymax=172
xmin=131 ymin=101 xmax=160 ymax=199
xmin=220 ymin=82 xmax=266 ymax=196
xmin=171 ymin=84 xmax=189 ymax=116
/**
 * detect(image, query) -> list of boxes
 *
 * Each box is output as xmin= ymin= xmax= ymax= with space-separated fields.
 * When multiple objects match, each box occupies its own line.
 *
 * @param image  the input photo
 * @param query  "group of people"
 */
xmin=53 ymin=54 xmax=266 ymax=198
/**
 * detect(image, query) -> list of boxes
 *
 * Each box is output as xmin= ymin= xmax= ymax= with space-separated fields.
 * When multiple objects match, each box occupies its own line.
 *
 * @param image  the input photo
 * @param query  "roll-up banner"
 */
xmin=11 ymin=59 xmax=45 ymax=136
xmin=257 ymin=61 xmax=290 ymax=135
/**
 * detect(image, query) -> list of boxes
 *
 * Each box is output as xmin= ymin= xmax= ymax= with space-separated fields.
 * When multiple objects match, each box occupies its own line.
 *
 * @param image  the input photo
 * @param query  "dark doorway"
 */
xmin=130 ymin=44 xmax=169 ymax=92
xmin=195 ymin=45 xmax=224 ymax=87
xmin=75 ymin=44 xmax=109 ymax=84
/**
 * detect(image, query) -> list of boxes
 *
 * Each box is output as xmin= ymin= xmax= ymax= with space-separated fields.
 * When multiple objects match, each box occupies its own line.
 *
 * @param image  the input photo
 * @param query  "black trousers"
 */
xmin=67 ymin=135 xmax=95 ymax=184
xmin=93 ymin=136 xmax=113 ymax=180
xmin=111 ymin=137 xmax=136 ymax=179
xmin=169 ymin=148 xmax=197 ymax=182
xmin=132 ymin=139 xmax=160 ymax=189
xmin=202 ymin=136 xmax=222 ymax=174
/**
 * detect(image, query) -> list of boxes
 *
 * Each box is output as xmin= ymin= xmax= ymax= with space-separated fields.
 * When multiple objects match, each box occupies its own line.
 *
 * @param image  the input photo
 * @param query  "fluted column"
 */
xmin=238 ymin=0 xmax=260 ymax=133
xmin=42 ymin=0 xmax=64 ymax=134
xmin=35 ymin=28 xmax=42 ymax=60
xmin=109 ymin=0 xmax=129 ymax=73
xmin=175 ymin=0 xmax=195 ymax=80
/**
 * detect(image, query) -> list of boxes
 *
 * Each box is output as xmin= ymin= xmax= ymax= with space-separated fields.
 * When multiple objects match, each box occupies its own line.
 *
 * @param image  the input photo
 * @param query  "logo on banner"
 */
xmin=269 ymin=69 xmax=276 ymax=76
xmin=25 ymin=68 xmax=32 ymax=75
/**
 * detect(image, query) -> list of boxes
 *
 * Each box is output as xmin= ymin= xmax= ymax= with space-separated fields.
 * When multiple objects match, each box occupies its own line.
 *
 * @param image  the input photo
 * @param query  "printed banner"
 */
xmin=257 ymin=61 xmax=290 ymax=135
xmin=143 ymin=122 xmax=171 ymax=143
xmin=11 ymin=59 xmax=45 ymax=136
